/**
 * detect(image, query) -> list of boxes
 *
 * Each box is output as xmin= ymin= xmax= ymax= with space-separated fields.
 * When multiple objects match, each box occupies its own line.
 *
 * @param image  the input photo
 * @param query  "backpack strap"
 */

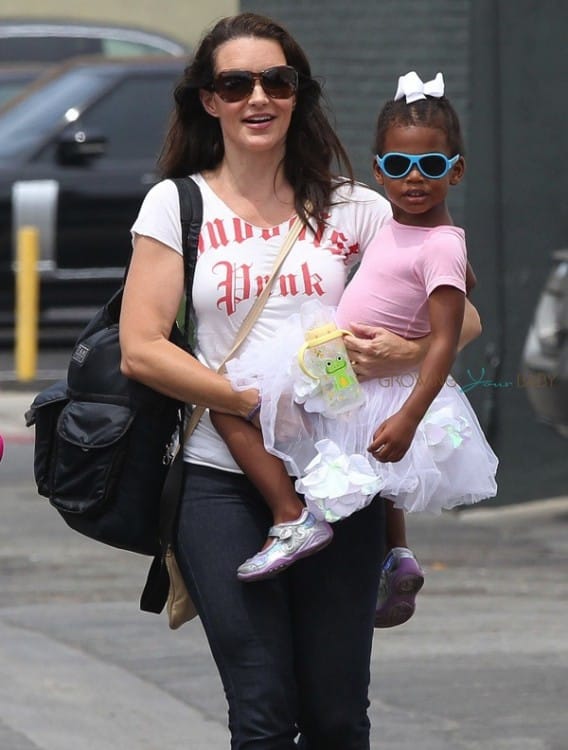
xmin=139 ymin=176 xmax=203 ymax=616
xmin=172 ymin=176 xmax=203 ymax=345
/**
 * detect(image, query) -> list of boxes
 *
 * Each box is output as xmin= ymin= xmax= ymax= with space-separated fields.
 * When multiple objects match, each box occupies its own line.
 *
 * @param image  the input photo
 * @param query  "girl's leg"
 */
xmin=210 ymin=411 xmax=304 ymax=524
xmin=385 ymin=501 xmax=408 ymax=549
xmin=175 ymin=464 xmax=299 ymax=750
xmin=210 ymin=412 xmax=334 ymax=581
xmin=375 ymin=500 xmax=424 ymax=629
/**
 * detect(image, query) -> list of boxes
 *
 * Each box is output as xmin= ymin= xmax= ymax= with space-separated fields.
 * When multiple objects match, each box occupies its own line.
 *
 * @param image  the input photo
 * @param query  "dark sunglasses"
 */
xmin=376 ymin=152 xmax=460 ymax=179
xmin=210 ymin=65 xmax=298 ymax=103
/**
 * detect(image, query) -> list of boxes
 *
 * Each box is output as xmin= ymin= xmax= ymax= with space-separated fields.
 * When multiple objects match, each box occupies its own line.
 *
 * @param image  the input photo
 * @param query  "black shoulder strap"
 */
xmin=171 ymin=176 xmax=203 ymax=345
xmin=139 ymin=177 xmax=202 ymax=617
xmin=112 ymin=177 xmax=202 ymax=329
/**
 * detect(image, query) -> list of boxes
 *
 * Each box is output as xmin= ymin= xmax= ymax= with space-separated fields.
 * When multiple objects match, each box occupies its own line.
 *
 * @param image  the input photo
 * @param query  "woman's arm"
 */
xmin=368 ymin=286 xmax=465 ymax=461
xmin=465 ymin=260 xmax=477 ymax=295
xmin=459 ymin=297 xmax=482 ymax=348
xmin=344 ymin=297 xmax=481 ymax=380
xmin=119 ymin=235 xmax=258 ymax=418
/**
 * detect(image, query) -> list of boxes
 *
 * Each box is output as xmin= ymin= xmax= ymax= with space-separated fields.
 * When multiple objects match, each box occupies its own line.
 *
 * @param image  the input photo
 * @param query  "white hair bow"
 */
xmin=394 ymin=71 xmax=445 ymax=104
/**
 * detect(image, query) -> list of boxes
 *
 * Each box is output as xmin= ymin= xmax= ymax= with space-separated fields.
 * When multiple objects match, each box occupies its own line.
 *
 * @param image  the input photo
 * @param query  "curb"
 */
xmin=458 ymin=494 xmax=568 ymax=522
xmin=0 ymin=371 xmax=66 ymax=391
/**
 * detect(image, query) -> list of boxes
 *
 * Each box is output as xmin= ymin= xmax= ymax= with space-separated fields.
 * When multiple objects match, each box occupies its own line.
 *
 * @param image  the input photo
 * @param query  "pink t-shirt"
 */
xmin=336 ymin=218 xmax=467 ymax=339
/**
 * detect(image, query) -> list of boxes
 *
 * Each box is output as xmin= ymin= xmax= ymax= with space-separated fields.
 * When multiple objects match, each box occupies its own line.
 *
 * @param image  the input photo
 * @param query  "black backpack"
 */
xmin=26 ymin=177 xmax=202 ymax=558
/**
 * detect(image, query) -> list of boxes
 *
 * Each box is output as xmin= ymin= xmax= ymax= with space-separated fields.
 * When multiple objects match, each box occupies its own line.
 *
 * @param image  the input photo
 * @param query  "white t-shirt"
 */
xmin=131 ymin=173 xmax=391 ymax=471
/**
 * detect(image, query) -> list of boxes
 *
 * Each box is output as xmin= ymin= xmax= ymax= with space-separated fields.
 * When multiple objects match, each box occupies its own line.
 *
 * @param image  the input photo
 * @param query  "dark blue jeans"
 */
xmin=175 ymin=464 xmax=385 ymax=750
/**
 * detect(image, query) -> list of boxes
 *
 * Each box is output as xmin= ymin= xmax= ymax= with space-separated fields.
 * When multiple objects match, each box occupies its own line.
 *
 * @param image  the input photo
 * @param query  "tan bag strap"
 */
xmin=183 ymin=213 xmax=306 ymax=441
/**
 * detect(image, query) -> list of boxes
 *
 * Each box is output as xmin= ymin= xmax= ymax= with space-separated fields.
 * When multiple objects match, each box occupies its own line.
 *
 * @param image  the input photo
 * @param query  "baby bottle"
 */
xmin=297 ymin=300 xmax=365 ymax=416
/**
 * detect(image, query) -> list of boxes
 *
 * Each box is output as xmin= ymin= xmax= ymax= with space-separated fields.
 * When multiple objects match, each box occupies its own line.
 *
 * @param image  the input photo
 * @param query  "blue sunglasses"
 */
xmin=376 ymin=152 xmax=460 ymax=179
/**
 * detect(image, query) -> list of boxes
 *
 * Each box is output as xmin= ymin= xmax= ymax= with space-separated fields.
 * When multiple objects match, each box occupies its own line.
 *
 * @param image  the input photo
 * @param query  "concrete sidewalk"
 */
xmin=1 ymin=390 xmax=567 ymax=749
xmin=2 ymin=487 xmax=566 ymax=750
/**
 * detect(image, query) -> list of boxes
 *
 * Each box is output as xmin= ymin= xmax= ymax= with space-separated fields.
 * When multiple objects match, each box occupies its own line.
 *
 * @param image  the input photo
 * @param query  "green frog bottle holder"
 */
xmin=297 ymin=304 xmax=365 ymax=416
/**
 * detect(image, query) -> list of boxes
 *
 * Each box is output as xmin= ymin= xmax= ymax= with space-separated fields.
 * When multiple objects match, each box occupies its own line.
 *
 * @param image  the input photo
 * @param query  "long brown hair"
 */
xmin=158 ymin=12 xmax=353 ymax=222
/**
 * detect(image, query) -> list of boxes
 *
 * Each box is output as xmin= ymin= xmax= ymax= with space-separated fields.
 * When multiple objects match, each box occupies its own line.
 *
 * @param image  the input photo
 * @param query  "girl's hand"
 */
xmin=367 ymin=410 xmax=419 ymax=463
xmin=344 ymin=323 xmax=428 ymax=380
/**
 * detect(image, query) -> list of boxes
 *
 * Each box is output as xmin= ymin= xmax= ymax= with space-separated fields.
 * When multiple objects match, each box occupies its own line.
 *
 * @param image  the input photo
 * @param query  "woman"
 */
xmin=120 ymin=13 xmax=480 ymax=749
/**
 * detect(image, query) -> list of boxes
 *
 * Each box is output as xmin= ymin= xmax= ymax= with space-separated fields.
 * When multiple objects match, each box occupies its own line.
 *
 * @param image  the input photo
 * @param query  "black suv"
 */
xmin=521 ymin=249 xmax=568 ymax=437
xmin=0 ymin=56 xmax=185 ymax=340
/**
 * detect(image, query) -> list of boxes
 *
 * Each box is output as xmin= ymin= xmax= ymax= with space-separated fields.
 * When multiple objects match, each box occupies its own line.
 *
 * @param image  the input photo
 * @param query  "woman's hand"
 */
xmin=344 ymin=298 xmax=481 ymax=380
xmin=458 ymin=298 xmax=481 ymax=351
xmin=344 ymin=323 xmax=428 ymax=380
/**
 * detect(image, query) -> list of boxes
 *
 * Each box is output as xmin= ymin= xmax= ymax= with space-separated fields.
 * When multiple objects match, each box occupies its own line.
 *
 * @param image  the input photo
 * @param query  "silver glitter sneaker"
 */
xmin=237 ymin=508 xmax=333 ymax=582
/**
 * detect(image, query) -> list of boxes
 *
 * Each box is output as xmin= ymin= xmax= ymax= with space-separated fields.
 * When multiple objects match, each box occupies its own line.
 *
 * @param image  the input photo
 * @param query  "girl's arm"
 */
xmin=119 ymin=235 xmax=259 ymax=417
xmin=344 ymin=296 xmax=480 ymax=379
xmin=368 ymin=285 xmax=465 ymax=462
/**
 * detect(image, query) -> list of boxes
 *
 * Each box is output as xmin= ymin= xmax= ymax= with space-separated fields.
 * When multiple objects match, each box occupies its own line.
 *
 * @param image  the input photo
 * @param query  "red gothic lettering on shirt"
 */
xmin=261 ymin=226 xmax=282 ymax=241
xmin=279 ymin=273 xmax=299 ymax=296
xmin=328 ymin=230 xmax=358 ymax=260
xmin=301 ymin=262 xmax=324 ymax=296
xmin=296 ymin=215 xmax=329 ymax=247
xmin=233 ymin=218 xmax=254 ymax=244
xmin=313 ymin=216 xmax=330 ymax=247
xmin=214 ymin=261 xmax=253 ymax=315
xmin=213 ymin=260 xmax=325 ymax=315
xmin=205 ymin=219 xmax=229 ymax=250
xmin=254 ymin=273 xmax=270 ymax=296
xmin=201 ymin=218 xmax=285 ymax=251
xmin=199 ymin=218 xmax=254 ymax=252
xmin=197 ymin=214 xmax=359 ymax=261
xmin=199 ymin=215 xmax=342 ymax=253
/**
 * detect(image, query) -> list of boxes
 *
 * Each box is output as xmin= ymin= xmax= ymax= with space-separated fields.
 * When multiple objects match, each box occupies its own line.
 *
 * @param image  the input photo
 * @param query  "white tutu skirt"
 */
xmin=226 ymin=315 xmax=498 ymax=522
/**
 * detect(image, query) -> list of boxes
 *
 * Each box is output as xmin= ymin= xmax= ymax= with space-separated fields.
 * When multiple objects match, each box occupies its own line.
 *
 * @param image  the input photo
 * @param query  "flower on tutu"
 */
xmin=293 ymin=372 xmax=320 ymax=403
xmin=296 ymin=439 xmax=384 ymax=522
xmin=422 ymin=405 xmax=472 ymax=462
xmin=292 ymin=370 xmax=332 ymax=415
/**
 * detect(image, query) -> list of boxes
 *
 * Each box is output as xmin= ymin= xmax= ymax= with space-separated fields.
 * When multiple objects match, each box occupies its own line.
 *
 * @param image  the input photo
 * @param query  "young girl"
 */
xmin=211 ymin=71 xmax=498 ymax=627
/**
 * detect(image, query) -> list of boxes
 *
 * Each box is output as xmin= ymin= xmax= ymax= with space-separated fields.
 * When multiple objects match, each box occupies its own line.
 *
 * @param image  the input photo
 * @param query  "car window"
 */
xmin=0 ymin=25 xmax=187 ymax=64
xmin=0 ymin=67 xmax=42 ymax=106
xmin=76 ymin=74 xmax=177 ymax=160
xmin=0 ymin=68 xmax=110 ymax=158
xmin=102 ymin=39 xmax=172 ymax=57
xmin=0 ymin=79 xmax=31 ymax=106
xmin=0 ymin=36 xmax=102 ymax=63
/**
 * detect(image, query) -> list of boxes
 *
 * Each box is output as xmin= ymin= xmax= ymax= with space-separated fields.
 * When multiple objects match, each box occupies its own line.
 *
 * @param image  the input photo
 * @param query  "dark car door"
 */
xmin=10 ymin=67 xmax=180 ymax=324
xmin=35 ymin=70 xmax=177 ymax=274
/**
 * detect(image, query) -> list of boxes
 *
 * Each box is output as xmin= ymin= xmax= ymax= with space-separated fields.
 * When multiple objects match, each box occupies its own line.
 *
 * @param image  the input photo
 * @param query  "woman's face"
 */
xmin=200 ymin=36 xmax=295 ymax=159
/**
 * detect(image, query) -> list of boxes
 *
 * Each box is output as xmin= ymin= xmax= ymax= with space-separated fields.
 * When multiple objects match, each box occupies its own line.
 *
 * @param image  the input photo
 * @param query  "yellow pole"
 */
xmin=15 ymin=226 xmax=40 ymax=382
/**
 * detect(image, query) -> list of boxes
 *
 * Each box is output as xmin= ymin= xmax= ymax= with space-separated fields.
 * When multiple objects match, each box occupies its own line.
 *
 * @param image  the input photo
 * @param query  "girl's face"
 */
xmin=374 ymin=124 xmax=464 ymax=227
xmin=200 ymin=36 xmax=295 ymax=160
